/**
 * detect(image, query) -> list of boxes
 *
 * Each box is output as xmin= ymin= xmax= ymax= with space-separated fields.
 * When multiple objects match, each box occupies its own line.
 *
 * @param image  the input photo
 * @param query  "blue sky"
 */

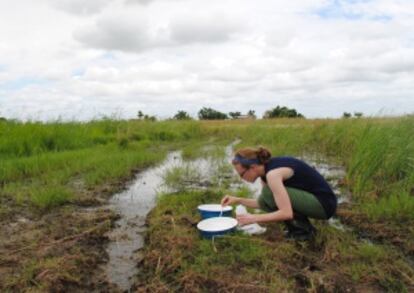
xmin=1 ymin=77 xmax=50 ymax=91
xmin=315 ymin=0 xmax=392 ymax=21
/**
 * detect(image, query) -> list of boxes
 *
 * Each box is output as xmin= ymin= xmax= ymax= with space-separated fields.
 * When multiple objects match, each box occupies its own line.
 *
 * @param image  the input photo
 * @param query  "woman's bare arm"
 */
xmin=237 ymin=198 xmax=260 ymax=209
xmin=238 ymin=167 xmax=294 ymax=224
xmin=221 ymin=195 xmax=259 ymax=208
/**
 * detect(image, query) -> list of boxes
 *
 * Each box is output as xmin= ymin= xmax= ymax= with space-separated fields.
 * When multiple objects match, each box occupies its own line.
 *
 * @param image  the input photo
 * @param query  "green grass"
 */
xmin=162 ymin=163 xmax=203 ymax=192
xmin=204 ymin=116 xmax=414 ymax=222
xmin=362 ymin=190 xmax=414 ymax=220
xmin=138 ymin=189 xmax=414 ymax=291
xmin=2 ymin=116 xmax=413 ymax=217
xmin=0 ymin=119 xmax=206 ymax=210
xmin=139 ymin=190 xmax=294 ymax=291
xmin=29 ymin=185 xmax=73 ymax=209
xmin=1 ymin=116 xmax=414 ymax=291
xmin=0 ymin=119 xmax=203 ymax=159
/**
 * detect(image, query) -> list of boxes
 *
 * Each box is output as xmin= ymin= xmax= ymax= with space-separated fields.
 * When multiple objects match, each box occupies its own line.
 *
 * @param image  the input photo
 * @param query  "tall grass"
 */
xmin=0 ymin=119 xmax=204 ymax=210
xmin=203 ymin=116 xmax=414 ymax=221
xmin=1 ymin=116 xmax=412 ymax=217
xmin=0 ymin=119 xmax=202 ymax=159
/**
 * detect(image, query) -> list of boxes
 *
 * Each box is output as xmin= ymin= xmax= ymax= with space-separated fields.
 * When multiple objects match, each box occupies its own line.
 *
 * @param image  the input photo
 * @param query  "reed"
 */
xmin=204 ymin=116 xmax=414 ymax=221
xmin=1 ymin=116 xmax=412 ymax=217
xmin=0 ymin=119 xmax=204 ymax=209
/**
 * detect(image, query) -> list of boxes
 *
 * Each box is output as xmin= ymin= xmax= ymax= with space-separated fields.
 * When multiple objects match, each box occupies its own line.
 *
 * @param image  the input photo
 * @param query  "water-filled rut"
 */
xmin=104 ymin=151 xmax=180 ymax=290
xmin=104 ymin=143 xmax=353 ymax=291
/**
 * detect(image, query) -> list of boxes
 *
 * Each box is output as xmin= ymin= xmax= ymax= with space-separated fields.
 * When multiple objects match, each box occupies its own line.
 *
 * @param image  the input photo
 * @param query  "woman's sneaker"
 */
xmin=284 ymin=225 xmax=317 ymax=241
xmin=283 ymin=219 xmax=317 ymax=241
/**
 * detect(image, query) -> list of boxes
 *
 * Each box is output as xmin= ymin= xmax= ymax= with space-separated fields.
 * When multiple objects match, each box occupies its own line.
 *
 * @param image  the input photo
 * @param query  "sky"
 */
xmin=0 ymin=0 xmax=413 ymax=121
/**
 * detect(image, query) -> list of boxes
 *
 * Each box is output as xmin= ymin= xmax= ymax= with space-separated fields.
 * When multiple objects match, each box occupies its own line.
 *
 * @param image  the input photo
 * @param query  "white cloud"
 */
xmin=74 ymin=8 xmax=243 ymax=52
xmin=170 ymin=13 xmax=242 ymax=44
xmin=74 ymin=11 xmax=156 ymax=52
xmin=51 ymin=0 xmax=111 ymax=15
xmin=0 ymin=0 xmax=414 ymax=121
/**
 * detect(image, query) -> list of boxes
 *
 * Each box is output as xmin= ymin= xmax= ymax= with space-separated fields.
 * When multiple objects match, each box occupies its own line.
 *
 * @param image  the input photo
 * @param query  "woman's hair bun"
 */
xmin=256 ymin=146 xmax=271 ymax=163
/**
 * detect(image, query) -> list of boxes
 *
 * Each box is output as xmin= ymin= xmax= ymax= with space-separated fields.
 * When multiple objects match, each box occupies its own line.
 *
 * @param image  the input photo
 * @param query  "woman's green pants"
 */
xmin=258 ymin=185 xmax=328 ymax=220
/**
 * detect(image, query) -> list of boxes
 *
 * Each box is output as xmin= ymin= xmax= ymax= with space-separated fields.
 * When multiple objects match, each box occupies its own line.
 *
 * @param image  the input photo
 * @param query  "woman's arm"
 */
xmin=221 ymin=195 xmax=259 ymax=208
xmin=237 ymin=198 xmax=260 ymax=208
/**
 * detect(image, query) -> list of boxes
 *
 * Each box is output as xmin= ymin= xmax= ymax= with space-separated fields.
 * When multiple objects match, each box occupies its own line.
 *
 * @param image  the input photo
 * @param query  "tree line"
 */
xmin=136 ymin=106 xmax=305 ymax=121
xmin=0 ymin=107 xmax=367 ymax=122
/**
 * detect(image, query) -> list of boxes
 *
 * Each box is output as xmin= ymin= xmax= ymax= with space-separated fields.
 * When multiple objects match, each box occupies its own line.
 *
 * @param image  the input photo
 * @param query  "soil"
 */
xmin=0 ymin=168 xmax=143 ymax=292
xmin=337 ymin=203 xmax=414 ymax=258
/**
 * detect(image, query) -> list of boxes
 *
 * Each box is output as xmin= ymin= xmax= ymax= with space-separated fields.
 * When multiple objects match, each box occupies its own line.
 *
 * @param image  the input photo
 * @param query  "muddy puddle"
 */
xmin=104 ymin=151 xmax=178 ymax=291
xmin=104 ymin=142 xmax=367 ymax=291
xmin=104 ymin=140 xmax=261 ymax=291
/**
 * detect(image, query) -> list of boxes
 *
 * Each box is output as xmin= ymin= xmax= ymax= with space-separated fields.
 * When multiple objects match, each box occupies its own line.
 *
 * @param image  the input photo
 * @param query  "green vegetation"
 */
xmin=2 ymin=116 xmax=412 ymax=220
xmin=198 ymin=107 xmax=228 ymax=120
xmin=0 ymin=119 xmax=204 ymax=210
xmin=137 ymin=190 xmax=414 ymax=291
xmin=173 ymin=110 xmax=192 ymax=120
xmin=202 ymin=117 xmax=414 ymax=223
xmin=263 ymin=105 xmax=305 ymax=118
xmin=1 ymin=115 xmax=413 ymax=291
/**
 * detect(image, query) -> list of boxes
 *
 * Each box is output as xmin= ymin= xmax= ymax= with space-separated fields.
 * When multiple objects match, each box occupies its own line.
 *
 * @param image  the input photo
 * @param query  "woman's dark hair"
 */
xmin=232 ymin=146 xmax=271 ymax=167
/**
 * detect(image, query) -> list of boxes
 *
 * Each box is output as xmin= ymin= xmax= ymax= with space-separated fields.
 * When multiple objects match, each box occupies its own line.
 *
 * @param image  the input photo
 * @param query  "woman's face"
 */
xmin=234 ymin=163 xmax=258 ymax=183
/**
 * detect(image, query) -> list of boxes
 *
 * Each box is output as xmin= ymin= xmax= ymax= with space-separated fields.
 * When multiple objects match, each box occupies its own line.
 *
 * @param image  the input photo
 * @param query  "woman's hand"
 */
xmin=236 ymin=213 xmax=257 ymax=226
xmin=221 ymin=195 xmax=239 ymax=206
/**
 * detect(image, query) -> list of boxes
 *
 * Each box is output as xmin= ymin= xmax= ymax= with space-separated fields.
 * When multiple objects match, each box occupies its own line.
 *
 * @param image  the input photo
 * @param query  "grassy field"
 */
xmin=0 ymin=116 xmax=413 ymax=291
xmin=0 ymin=119 xmax=204 ymax=211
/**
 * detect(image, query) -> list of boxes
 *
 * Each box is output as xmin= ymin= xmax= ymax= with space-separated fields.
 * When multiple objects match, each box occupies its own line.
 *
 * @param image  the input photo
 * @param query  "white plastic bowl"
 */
xmin=197 ymin=217 xmax=238 ymax=238
xmin=197 ymin=204 xmax=232 ymax=219
xmin=197 ymin=204 xmax=232 ymax=212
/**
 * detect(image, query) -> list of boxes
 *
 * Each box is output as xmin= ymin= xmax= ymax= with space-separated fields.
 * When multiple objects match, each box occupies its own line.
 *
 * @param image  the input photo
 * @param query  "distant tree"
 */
xmin=144 ymin=114 xmax=157 ymax=121
xmin=137 ymin=110 xmax=144 ymax=120
xmin=0 ymin=117 xmax=6 ymax=122
xmin=247 ymin=110 xmax=256 ymax=118
xmin=198 ymin=107 xmax=228 ymax=120
xmin=229 ymin=111 xmax=242 ymax=119
xmin=263 ymin=106 xmax=304 ymax=119
xmin=342 ymin=112 xmax=352 ymax=119
xmin=173 ymin=110 xmax=192 ymax=120
xmin=354 ymin=112 xmax=363 ymax=118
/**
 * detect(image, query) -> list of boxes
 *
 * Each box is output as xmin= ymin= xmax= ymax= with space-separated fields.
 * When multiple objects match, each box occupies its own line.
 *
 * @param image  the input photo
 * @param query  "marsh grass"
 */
xmin=161 ymin=144 xmax=246 ymax=195
xmin=29 ymin=185 xmax=73 ymax=209
xmin=181 ymin=139 xmax=229 ymax=160
xmin=206 ymin=116 xmax=414 ymax=222
xmin=2 ymin=116 xmax=414 ymax=291
xmin=0 ymin=119 xmax=205 ymax=210
xmin=1 ymin=142 xmax=165 ymax=209
xmin=2 ymin=116 xmax=412 ymax=216
xmin=162 ymin=163 xmax=203 ymax=192
xmin=138 ymin=189 xmax=414 ymax=291
xmin=138 ymin=190 xmax=294 ymax=291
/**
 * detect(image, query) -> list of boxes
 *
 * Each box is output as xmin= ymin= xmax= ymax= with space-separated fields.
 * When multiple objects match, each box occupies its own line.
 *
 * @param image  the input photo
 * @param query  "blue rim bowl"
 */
xmin=197 ymin=217 xmax=238 ymax=239
xmin=197 ymin=204 xmax=233 ymax=219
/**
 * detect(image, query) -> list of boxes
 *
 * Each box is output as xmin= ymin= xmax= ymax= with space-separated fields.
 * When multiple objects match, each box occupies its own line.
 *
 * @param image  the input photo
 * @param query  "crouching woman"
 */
xmin=221 ymin=146 xmax=337 ymax=240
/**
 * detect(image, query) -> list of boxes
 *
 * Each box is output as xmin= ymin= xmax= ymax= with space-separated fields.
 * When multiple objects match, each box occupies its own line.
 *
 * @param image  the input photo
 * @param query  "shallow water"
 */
xmin=104 ymin=141 xmax=252 ymax=291
xmin=104 ymin=151 xmax=181 ymax=290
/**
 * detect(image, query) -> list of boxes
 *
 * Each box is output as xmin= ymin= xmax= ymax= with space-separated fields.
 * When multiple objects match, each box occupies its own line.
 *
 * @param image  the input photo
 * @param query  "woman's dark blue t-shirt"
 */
xmin=261 ymin=157 xmax=337 ymax=218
